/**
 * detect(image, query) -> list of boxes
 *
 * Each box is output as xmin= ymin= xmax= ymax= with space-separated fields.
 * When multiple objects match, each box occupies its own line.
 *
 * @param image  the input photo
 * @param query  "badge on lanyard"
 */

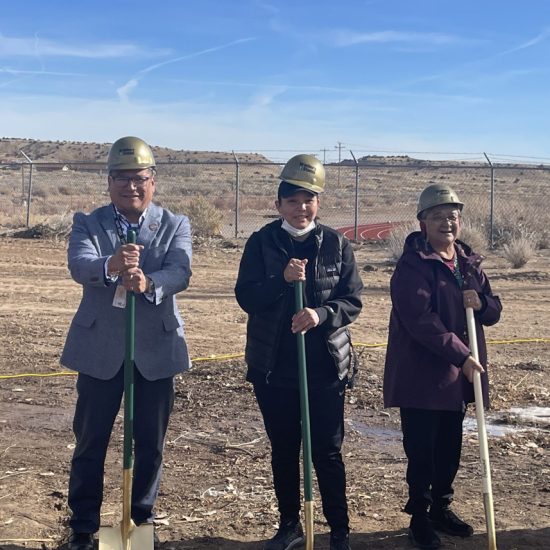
xmin=112 ymin=284 xmax=127 ymax=308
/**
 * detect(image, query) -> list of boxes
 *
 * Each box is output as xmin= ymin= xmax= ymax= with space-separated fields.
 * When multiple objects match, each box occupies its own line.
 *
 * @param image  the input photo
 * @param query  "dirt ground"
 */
xmin=0 ymin=236 xmax=549 ymax=550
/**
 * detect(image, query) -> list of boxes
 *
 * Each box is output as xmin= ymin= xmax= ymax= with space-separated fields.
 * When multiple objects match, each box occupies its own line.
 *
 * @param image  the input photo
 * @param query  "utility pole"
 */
xmin=322 ymin=148 xmax=327 ymax=164
xmin=335 ymin=141 xmax=343 ymax=186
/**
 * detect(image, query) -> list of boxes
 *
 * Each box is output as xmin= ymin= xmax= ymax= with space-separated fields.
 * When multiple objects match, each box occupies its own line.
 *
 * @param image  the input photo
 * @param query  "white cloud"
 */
xmin=0 ymin=32 xmax=168 ymax=58
xmin=332 ymin=29 xmax=470 ymax=48
xmin=499 ymin=26 xmax=550 ymax=55
xmin=116 ymin=37 xmax=256 ymax=101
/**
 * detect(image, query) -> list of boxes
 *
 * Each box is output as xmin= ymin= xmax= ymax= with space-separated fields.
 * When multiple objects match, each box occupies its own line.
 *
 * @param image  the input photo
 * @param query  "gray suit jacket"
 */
xmin=61 ymin=203 xmax=192 ymax=380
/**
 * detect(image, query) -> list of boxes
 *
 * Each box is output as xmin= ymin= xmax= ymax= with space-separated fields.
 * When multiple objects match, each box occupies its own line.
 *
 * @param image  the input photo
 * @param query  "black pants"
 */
xmin=254 ymin=381 xmax=349 ymax=531
xmin=68 ymin=367 xmax=174 ymax=533
xmin=400 ymin=407 xmax=465 ymax=514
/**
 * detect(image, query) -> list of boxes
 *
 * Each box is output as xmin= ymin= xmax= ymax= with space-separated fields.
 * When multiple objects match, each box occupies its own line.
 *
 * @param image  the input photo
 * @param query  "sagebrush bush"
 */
xmin=459 ymin=220 xmax=488 ymax=254
xmin=502 ymin=233 xmax=537 ymax=268
xmin=385 ymin=222 xmax=417 ymax=262
xmin=186 ymin=196 xmax=224 ymax=237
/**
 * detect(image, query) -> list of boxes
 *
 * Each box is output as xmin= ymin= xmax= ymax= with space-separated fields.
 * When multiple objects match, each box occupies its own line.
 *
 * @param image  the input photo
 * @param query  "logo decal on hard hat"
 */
xmin=299 ymin=161 xmax=316 ymax=174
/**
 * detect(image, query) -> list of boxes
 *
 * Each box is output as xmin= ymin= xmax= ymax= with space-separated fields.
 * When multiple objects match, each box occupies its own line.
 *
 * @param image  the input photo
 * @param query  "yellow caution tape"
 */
xmin=0 ymin=338 xmax=548 ymax=380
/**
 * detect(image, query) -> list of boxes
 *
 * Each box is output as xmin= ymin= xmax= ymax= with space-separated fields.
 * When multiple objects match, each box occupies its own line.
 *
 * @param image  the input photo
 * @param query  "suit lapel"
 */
xmin=137 ymin=203 xmax=162 ymax=266
xmin=97 ymin=205 xmax=119 ymax=253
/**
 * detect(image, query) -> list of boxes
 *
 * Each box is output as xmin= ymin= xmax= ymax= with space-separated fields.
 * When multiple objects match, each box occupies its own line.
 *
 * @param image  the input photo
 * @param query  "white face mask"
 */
xmin=281 ymin=219 xmax=316 ymax=237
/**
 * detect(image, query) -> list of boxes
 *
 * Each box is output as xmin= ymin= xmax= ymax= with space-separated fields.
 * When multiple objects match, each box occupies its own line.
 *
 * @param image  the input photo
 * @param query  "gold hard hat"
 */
xmin=107 ymin=136 xmax=156 ymax=171
xmin=279 ymin=154 xmax=325 ymax=193
xmin=417 ymin=184 xmax=463 ymax=219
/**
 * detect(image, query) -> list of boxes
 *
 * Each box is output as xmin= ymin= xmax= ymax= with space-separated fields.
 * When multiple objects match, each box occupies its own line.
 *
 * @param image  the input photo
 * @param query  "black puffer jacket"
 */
xmin=235 ymin=220 xmax=363 ymax=384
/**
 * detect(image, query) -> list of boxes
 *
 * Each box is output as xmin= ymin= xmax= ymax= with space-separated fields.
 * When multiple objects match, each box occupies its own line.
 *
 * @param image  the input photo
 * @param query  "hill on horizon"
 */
xmin=0 ymin=137 xmax=271 ymax=164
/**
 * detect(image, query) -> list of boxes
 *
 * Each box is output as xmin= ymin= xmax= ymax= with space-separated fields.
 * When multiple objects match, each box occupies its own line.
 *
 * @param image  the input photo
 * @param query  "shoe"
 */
xmin=429 ymin=507 xmax=474 ymax=537
xmin=330 ymin=528 xmax=351 ymax=550
xmin=67 ymin=532 xmax=94 ymax=550
xmin=264 ymin=519 xmax=305 ymax=550
xmin=409 ymin=514 xmax=441 ymax=549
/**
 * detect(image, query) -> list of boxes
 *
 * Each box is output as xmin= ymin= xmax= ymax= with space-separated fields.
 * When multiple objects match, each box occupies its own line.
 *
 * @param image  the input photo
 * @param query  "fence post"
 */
xmin=20 ymin=150 xmax=33 ymax=227
xmin=349 ymin=150 xmax=359 ymax=241
xmin=232 ymin=151 xmax=240 ymax=238
xmin=483 ymin=152 xmax=495 ymax=248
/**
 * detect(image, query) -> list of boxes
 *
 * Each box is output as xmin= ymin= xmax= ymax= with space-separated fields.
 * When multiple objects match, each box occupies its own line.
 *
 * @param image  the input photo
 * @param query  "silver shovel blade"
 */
xmin=98 ymin=522 xmax=154 ymax=550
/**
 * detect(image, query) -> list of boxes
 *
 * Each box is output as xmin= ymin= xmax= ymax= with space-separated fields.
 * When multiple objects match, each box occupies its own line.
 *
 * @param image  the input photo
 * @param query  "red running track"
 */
xmin=337 ymin=221 xmax=399 ymax=240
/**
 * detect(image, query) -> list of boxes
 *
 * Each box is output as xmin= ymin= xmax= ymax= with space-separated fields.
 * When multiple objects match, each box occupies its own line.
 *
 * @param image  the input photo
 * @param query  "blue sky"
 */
xmin=1 ymin=0 xmax=549 ymax=162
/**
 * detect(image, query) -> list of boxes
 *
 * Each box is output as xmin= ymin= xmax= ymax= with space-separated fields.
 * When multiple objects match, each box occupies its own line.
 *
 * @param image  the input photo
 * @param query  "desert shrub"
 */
xmin=32 ymin=185 xmax=49 ymax=199
xmin=459 ymin=220 xmax=488 ymax=254
xmin=186 ymin=196 xmax=224 ymax=237
xmin=14 ymin=212 xmax=73 ymax=240
xmin=385 ymin=222 xmax=417 ymax=262
xmin=58 ymin=185 xmax=74 ymax=196
xmin=502 ymin=233 xmax=537 ymax=268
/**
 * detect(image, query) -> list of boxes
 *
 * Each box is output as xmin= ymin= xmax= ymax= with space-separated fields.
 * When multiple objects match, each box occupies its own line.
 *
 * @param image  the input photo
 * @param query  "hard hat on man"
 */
xmin=107 ymin=136 xmax=156 ymax=172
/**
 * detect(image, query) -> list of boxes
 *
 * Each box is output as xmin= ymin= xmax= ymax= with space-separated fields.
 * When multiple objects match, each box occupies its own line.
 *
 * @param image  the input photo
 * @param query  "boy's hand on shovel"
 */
xmin=462 ymin=355 xmax=485 ymax=383
xmin=292 ymin=307 xmax=319 ymax=334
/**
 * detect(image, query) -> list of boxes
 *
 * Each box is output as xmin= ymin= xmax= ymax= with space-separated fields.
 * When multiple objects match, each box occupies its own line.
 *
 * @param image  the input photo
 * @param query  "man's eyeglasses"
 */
xmin=111 ymin=176 xmax=151 ymax=188
xmin=425 ymin=211 xmax=461 ymax=224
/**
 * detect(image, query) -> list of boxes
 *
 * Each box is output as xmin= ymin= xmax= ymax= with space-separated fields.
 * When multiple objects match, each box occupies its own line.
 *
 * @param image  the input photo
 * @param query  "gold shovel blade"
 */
xmin=98 ymin=522 xmax=154 ymax=550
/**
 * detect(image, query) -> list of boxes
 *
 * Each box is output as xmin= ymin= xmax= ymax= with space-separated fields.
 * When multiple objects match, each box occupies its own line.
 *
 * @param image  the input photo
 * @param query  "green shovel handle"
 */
xmin=123 ymin=229 xmax=136 ymax=470
xmin=294 ymin=281 xmax=313 ymax=502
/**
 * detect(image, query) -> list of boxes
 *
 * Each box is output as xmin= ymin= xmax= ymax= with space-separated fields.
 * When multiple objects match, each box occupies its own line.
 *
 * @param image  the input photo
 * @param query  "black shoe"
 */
xmin=409 ymin=514 xmax=441 ymax=549
xmin=330 ymin=528 xmax=351 ymax=550
xmin=67 ymin=532 xmax=94 ymax=550
xmin=429 ymin=507 xmax=474 ymax=537
xmin=264 ymin=520 xmax=305 ymax=550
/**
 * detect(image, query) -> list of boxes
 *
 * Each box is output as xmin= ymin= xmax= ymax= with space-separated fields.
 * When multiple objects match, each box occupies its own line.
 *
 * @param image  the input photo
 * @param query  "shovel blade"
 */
xmin=98 ymin=523 xmax=154 ymax=550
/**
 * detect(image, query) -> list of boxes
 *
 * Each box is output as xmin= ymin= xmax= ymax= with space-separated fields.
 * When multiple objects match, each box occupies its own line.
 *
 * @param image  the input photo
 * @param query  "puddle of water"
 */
xmin=507 ymin=406 xmax=550 ymax=427
xmin=350 ymin=407 xmax=550 ymax=442
xmin=348 ymin=420 xmax=401 ymax=446
xmin=463 ymin=417 xmax=527 ymax=437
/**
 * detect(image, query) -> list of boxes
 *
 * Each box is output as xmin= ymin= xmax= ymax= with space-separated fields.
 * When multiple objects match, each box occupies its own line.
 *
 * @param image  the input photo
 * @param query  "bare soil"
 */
xmin=0 ymin=237 xmax=549 ymax=550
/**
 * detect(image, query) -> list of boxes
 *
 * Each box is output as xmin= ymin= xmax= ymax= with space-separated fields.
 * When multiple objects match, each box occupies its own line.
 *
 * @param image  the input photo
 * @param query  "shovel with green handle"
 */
xmin=99 ymin=229 xmax=154 ymax=550
xmin=465 ymin=307 xmax=498 ymax=550
xmin=294 ymin=280 xmax=314 ymax=550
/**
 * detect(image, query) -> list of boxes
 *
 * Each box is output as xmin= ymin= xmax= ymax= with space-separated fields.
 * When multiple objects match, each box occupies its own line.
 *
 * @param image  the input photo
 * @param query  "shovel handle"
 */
xmin=294 ymin=281 xmax=314 ymax=548
xmin=466 ymin=307 xmax=498 ymax=550
xmin=122 ymin=229 xmax=137 ymax=543
xmin=123 ymin=229 xmax=137 ymax=470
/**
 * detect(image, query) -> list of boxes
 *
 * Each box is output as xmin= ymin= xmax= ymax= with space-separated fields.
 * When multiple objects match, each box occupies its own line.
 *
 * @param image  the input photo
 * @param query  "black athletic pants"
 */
xmin=254 ymin=381 xmax=349 ymax=531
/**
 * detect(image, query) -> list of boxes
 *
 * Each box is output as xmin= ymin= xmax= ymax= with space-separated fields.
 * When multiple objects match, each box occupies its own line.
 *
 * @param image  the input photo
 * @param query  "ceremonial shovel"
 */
xmin=99 ymin=229 xmax=154 ymax=550
xmin=466 ymin=307 xmax=498 ymax=550
xmin=294 ymin=280 xmax=314 ymax=549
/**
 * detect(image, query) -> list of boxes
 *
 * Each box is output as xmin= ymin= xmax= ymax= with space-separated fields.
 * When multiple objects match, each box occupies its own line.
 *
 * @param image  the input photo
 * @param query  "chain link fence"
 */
xmin=1 ymin=160 xmax=548 ymax=245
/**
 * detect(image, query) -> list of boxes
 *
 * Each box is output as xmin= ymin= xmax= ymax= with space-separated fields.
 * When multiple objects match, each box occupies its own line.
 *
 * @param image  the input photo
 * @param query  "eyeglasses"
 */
xmin=425 ymin=211 xmax=461 ymax=223
xmin=111 ymin=176 xmax=151 ymax=188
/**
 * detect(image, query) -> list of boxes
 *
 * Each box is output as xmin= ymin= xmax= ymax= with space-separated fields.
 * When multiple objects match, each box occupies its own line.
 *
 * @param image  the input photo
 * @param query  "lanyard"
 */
xmin=112 ymin=204 xmax=142 ymax=244
xmin=452 ymin=254 xmax=463 ymax=289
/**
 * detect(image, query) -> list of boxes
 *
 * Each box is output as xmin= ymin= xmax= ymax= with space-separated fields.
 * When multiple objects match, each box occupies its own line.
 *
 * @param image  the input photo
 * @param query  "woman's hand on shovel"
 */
xmin=461 ymin=355 xmax=485 ymax=383
xmin=463 ymin=289 xmax=482 ymax=311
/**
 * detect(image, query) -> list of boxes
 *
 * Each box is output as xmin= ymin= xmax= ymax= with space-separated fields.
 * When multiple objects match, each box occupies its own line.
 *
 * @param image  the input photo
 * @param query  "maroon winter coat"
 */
xmin=383 ymin=232 xmax=502 ymax=411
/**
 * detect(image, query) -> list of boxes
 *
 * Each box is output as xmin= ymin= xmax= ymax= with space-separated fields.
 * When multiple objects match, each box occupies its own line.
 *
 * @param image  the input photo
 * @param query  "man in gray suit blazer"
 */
xmin=61 ymin=136 xmax=192 ymax=550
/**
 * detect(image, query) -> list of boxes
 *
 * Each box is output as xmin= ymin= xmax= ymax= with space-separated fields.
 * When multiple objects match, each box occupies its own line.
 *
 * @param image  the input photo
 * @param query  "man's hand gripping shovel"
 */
xmin=99 ymin=229 xmax=154 ymax=550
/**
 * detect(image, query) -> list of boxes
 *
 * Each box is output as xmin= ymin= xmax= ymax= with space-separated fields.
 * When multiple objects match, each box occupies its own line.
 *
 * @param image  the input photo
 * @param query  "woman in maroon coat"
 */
xmin=383 ymin=184 xmax=502 ymax=550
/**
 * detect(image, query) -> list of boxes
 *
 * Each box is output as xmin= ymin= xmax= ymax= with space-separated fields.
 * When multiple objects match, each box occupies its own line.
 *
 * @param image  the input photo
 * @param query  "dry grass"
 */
xmin=502 ymin=233 xmax=537 ymax=268
xmin=186 ymin=197 xmax=224 ymax=237
xmin=459 ymin=219 xmax=488 ymax=254
xmin=385 ymin=222 xmax=417 ymax=262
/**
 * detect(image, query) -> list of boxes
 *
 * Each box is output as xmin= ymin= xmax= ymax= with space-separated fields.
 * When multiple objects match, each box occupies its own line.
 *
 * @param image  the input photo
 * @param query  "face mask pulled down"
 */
xmin=281 ymin=219 xmax=316 ymax=238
